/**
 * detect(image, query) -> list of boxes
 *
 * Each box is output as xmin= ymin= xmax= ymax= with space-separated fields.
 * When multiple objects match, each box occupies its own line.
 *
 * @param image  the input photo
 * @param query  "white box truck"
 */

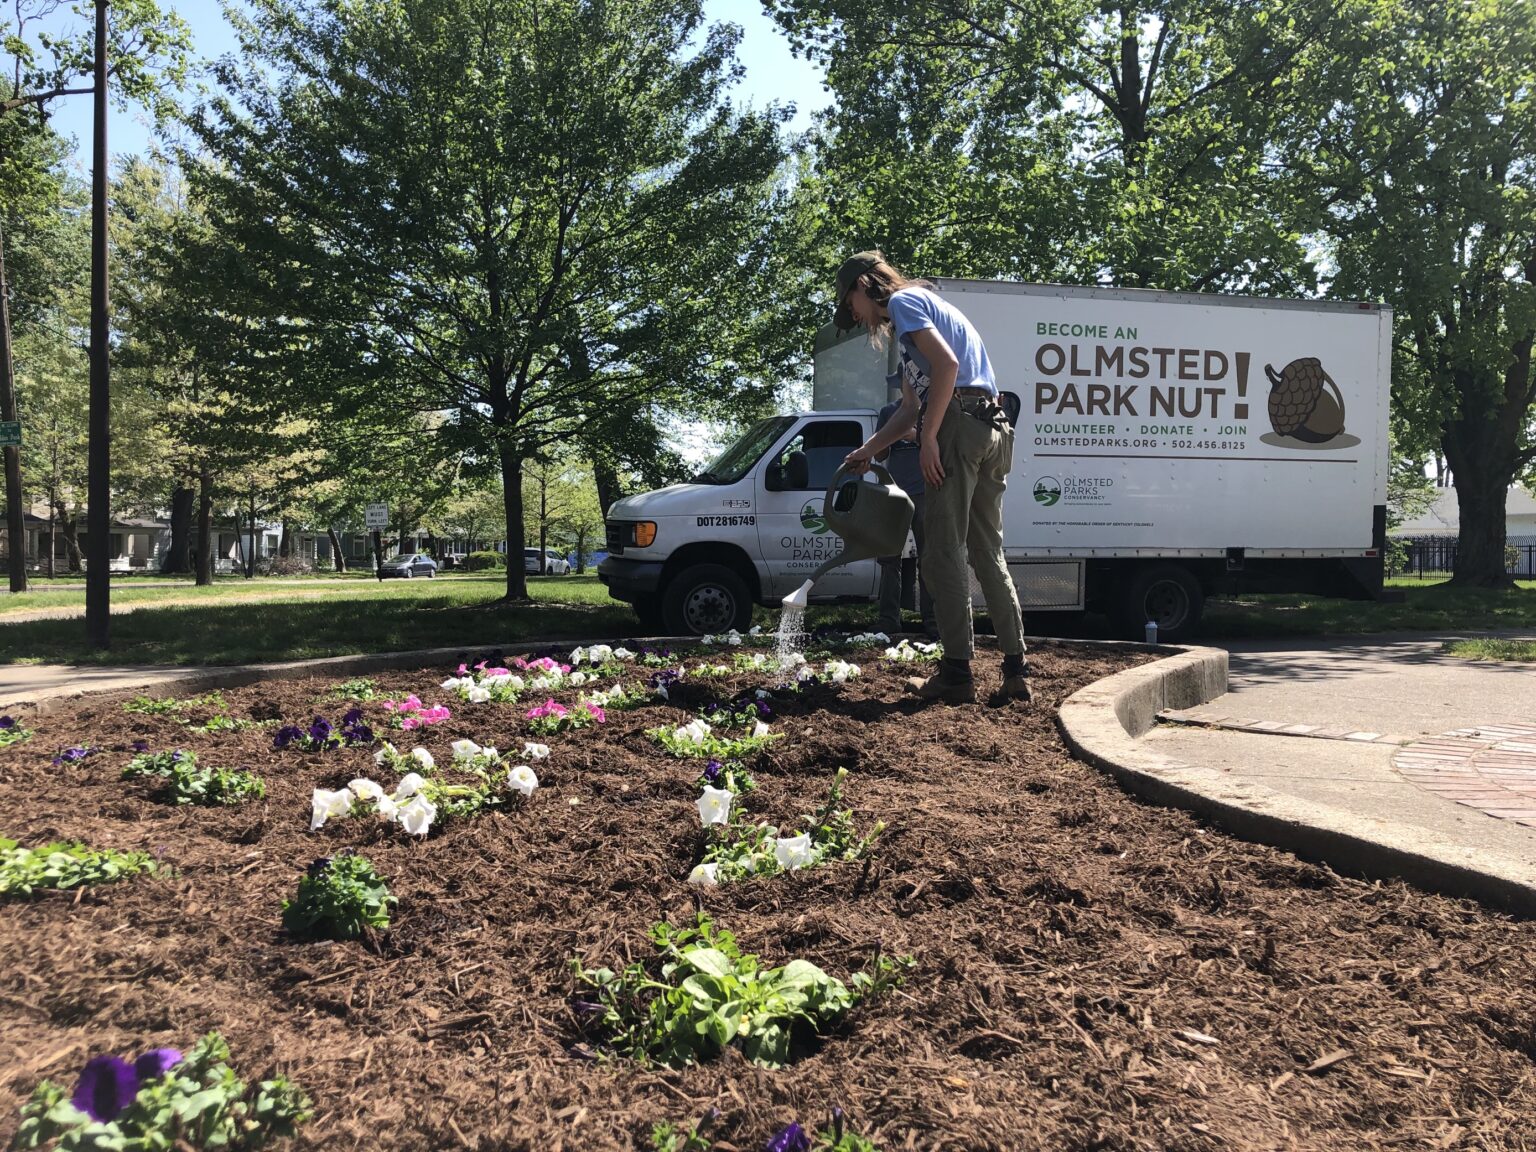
xmin=599 ymin=280 xmax=1392 ymax=641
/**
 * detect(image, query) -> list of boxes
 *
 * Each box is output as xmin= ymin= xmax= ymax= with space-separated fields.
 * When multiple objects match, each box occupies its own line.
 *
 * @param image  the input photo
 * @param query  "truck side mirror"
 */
xmin=765 ymin=460 xmax=786 ymax=491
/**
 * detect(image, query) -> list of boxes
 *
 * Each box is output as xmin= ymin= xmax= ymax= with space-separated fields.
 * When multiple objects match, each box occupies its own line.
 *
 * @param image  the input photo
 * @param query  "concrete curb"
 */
xmin=1059 ymin=646 xmax=1536 ymax=918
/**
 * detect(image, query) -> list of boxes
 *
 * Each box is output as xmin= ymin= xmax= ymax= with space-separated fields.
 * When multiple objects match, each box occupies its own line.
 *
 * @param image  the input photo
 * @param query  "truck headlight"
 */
xmin=634 ymin=521 xmax=657 ymax=547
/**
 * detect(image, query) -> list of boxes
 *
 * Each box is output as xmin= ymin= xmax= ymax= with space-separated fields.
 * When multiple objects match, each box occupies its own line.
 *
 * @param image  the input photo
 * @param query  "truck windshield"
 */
xmin=693 ymin=415 xmax=797 ymax=484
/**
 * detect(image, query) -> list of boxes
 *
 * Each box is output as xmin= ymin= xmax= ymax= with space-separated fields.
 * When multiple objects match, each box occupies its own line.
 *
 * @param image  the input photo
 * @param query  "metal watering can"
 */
xmin=782 ymin=462 xmax=914 ymax=608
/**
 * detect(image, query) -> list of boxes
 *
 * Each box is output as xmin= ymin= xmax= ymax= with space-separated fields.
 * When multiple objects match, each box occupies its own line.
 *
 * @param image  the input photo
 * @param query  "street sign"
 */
xmin=0 ymin=421 xmax=19 ymax=448
xmin=364 ymin=503 xmax=389 ymax=529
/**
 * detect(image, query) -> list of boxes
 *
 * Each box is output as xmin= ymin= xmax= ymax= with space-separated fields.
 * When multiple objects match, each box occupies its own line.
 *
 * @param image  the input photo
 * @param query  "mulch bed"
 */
xmin=1 ymin=640 xmax=1535 ymax=1151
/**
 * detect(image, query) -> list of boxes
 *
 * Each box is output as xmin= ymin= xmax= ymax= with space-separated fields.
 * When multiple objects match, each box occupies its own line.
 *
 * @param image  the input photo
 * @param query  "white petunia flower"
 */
xmin=724 ymin=629 xmax=743 ymax=645
xmin=374 ymin=741 xmax=399 ymax=766
xmin=410 ymin=747 xmax=435 ymax=771
xmin=569 ymin=671 xmax=590 ymax=686
xmin=676 ymin=718 xmax=713 ymax=745
xmin=587 ymin=644 xmax=614 ymax=664
xmin=752 ymin=719 xmax=771 ymax=739
xmin=310 ymin=787 xmax=354 ymax=830
xmin=397 ymin=793 xmax=437 ymax=837
xmin=696 ymin=786 xmax=733 ymax=827
xmin=687 ymin=862 xmax=720 ymax=887
xmin=392 ymin=772 xmax=426 ymax=801
xmin=825 ymin=660 xmax=861 ymax=683
xmin=507 ymin=764 xmax=539 ymax=797
xmin=748 ymin=624 xmax=762 ymax=636
xmin=348 ymin=777 xmax=385 ymax=802
xmin=612 ymin=647 xmax=635 ymax=661
xmin=506 ymin=674 xmax=526 ymax=691
xmin=440 ymin=677 xmax=464 ymax=691
xmin=450 ymin=739 xmax=482 ymax=762
xmin=481 ymin=746 xmax=500 ymax=762
xmin=376 ymin=794 xmax=399 ymax=821
xmin=569 ymin=646 xmax=588 ymax=665
xmin=468 ymin=685 xmax=491 ymax=703
xmin=775 ymin=833 xmax=816 ymax=871
xmin=523 ymin=741 xmax=550 ymax=760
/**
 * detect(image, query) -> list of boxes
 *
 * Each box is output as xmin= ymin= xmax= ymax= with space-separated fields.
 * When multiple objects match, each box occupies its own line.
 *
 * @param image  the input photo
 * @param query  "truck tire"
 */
xmin=632 ymin=594 xmax=666 ymax=634
xmin=1118 ymin=564 xmax=1202 ymax=643
xmin=663 ymin=564 xmax=753 ymax=636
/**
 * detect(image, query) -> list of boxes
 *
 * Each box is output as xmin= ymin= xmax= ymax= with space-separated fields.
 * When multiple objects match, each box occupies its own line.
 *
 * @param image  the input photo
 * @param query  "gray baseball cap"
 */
xmin=834 ymin=251 xmax=883 ymax=330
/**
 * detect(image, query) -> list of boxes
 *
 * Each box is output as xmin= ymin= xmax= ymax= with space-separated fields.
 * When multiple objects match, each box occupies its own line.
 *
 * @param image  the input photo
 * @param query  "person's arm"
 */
xmin=845 ymin=385 xmax=919 ymax=471
xmin=909 ymin=327 xmax=958 ymax=487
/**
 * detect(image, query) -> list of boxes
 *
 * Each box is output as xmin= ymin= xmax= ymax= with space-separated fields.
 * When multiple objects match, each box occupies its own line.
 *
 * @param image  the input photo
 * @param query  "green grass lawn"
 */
xmin=0 ymin=575 xmax=631 ymax=665
xmin=1201 ymin=580 xmax=1536 ymax=638
xmin=1441 ymin=638 xmax=1536 ymax=662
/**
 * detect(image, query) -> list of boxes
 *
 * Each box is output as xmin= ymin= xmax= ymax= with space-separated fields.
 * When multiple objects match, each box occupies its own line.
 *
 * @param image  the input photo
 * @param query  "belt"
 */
xmin=952 ymin=387 xmax=995 ymax=398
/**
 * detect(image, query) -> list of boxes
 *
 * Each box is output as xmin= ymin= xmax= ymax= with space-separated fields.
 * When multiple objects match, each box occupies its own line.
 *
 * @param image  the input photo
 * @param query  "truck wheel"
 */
xmin=1119 ymin=564 xmax=1202 ymax=642
xmin=632 ymin=594 xmax=666 ymax=634
xmin=663 ymin=564 xmax=752 ymax=636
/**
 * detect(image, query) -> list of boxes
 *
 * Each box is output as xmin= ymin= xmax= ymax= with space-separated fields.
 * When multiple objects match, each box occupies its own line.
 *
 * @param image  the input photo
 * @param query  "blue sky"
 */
xmin=36 ymin=0 xmax=828 ymax=166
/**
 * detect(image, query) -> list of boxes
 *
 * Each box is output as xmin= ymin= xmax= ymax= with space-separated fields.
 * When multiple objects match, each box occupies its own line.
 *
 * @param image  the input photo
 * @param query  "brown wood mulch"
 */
xmin=1 ymin=641 xmax=1534 ymax=1151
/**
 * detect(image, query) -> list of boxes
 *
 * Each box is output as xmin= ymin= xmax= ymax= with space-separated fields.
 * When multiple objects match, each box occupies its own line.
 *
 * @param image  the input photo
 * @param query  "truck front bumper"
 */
xmin=597 ymin=555 xmax=664 ymax=602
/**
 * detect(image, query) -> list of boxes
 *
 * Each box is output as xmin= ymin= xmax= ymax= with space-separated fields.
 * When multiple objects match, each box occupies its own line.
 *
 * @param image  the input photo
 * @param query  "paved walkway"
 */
xmin=1146 ymin=633 xmax=1536 ymax=874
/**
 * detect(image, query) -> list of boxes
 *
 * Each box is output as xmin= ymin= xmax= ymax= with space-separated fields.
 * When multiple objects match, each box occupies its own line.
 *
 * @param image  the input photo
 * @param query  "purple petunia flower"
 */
xmin=765 ymin=1122 xmax=811 ymax=1152
xmin=342 ymin=722 xmax=374 ymax=746
xmin=273 ymin=725 xmax=304 ymax=750
xmin=342 ymin=706 xmax=364 ymax=726
xmin=51 ymin=746 xmax=95 ymax=766
xmin=0 ymin=716 xmax=15 ymax=730
xmin=703 ymin=760 xmax=723 ymax=785
xmin=130 ymin=739 xmax=150 ymax=753
xmin=71 ymin=1055 xmax=138 ymax=1123
xmin=306 ymin=856 xmax=333 ymax=878
xmin=308 ymin=717 xmax=334 ymax=744
xmin=133 ymin=1048 xmax=182 ymax=1083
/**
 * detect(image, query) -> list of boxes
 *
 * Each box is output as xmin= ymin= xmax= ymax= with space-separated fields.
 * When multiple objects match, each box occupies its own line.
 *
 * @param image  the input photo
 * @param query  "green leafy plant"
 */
xmin=325 ymin=677 xmax=379 ymax=701
xmin=122 ymin=749 xmax=196 ymax=780
xmin=0 ymin=839 xmax=157 ymax=898
xmin=122 ymin=692 xmax=226 ymax=716
xmin=13 ymin=1031 xmax=310 ymax=1150
xmin=164 ymin=762 xmax=266 ymax=807
xmin=183 ymin=714 xmax=258 ymax=735
xmin=649 ymin=1109 xmax=719 ymax=1152
xmin=281 ymin=853 xmax=395 ymax=940
xmin=0 ymin=716 xmax=32 ymax=749
xmin=573 ymin=914 xmax=909 ymax=1069
xmin=648 ymin=718 xmax=777 ymax=762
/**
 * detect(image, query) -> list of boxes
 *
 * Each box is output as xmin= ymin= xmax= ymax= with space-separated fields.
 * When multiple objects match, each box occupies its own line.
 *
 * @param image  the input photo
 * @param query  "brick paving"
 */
xmin=1160 ymin=708 xmax=1536 ymax=829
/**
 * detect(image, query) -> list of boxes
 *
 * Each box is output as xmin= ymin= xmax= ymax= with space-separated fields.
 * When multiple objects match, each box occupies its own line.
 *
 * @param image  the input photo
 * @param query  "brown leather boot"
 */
xmin=996 ymin=674 xmax=1032 ymax=703
xmin=906 ymin=660 xmax=976 ymax=704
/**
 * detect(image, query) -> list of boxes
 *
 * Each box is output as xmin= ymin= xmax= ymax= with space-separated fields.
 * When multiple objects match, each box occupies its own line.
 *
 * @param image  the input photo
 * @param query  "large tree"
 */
xmin=767 ymin=0 xmax=1355 ymax=291
xmin=1298 ymin=0 xmax=1536 ymax=587
xmin=188 ymin=0 xmax=799 ymax=601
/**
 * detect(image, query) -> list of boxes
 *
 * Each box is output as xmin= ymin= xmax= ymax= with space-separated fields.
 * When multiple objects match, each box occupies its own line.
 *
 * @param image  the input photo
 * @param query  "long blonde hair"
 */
xmin=848 ymin=253 xmax=934 ymax=347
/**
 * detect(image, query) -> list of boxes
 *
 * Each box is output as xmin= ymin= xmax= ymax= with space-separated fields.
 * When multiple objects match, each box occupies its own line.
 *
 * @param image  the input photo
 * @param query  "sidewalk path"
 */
xmin=1145 ymin=633 xmax=1536 ymax=872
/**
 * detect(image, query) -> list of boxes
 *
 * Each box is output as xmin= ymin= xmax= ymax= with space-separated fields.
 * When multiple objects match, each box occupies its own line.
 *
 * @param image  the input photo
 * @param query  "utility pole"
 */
xmin=0 ymin=218 xmax=24 ymax=592
xmin=85 ymin=0 xmax=110 ymax=649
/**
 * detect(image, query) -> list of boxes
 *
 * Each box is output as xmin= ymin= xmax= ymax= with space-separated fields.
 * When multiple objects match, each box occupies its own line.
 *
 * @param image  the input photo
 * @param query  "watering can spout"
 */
xmin=780 ymin=462 xmax=913 ymax=608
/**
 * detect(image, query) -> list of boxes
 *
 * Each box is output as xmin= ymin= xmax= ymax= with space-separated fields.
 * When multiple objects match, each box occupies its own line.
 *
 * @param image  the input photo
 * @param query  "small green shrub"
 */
xmin=165 ymin=762 xmax=266 ymax=807
xmin=464 ymin=550 xmax=506 ymax=572
xmin=282 ymin=853 xmax=395 ymax=940
xmin=123 ymin=691 xmax=226 ymax=717
xmin=0 ymin=839 xmax=157 ymax=897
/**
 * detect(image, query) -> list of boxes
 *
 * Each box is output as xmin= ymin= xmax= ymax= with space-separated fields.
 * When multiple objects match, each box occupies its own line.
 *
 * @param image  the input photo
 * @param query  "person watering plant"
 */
xmin=836 ymin=251 xmax=1029 ymax=704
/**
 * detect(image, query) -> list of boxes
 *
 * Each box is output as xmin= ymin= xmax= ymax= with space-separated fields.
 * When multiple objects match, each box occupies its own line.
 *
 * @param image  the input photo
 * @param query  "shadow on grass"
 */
xmin=0 ymin=593 xmax=642 ymax=666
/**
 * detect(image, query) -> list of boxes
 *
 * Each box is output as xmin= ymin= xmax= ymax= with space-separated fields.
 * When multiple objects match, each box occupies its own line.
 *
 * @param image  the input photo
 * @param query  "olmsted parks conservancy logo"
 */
xmin=799 ymin=501 xmax=828 ymax=533
xmin=1033 ymin=477 xmax=1061 ymax=507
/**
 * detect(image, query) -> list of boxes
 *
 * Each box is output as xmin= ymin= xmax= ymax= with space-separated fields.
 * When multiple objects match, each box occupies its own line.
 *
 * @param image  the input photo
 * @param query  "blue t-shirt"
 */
xmin=887 ymin=286 xmax=997 ymax=400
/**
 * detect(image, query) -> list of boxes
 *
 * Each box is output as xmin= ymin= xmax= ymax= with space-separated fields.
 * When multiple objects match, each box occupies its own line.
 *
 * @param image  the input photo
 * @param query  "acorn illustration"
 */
xmin=1265 ymin=357 xmax=1346 ymax=443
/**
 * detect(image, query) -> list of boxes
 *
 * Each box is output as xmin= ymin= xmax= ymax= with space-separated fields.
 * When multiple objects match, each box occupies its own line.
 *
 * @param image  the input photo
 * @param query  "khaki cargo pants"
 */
xmin=919 ymin=396 xmax=1027 ymax=662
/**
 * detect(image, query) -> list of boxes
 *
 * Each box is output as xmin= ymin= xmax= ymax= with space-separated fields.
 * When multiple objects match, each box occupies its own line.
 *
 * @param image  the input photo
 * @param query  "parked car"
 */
xmin=378 ymin=552 xmax=438 ymax=579
xmin=523 ymin=547 xmax=569 ymax=575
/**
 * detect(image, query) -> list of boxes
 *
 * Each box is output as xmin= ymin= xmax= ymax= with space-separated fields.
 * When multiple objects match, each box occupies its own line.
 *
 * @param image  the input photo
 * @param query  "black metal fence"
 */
xmin=1391 ymin=537 xmax=1536 ymax=578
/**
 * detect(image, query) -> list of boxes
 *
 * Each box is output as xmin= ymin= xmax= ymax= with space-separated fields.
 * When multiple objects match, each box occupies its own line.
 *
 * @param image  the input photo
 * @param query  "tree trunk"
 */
xmin=1449 ymin=468 xmax=1515 ymax=588
xmin=0 ymin=217 xmax=27 ymax=593
xmin=499 ymin=439 xmax=529 ymax=600
xmin=327 ymin=526 xmax=346 ymax=573
xmin=592 ymin=458 xmax=623 ymax=516
xmin=574 ymin=525 xmax=589 ymax=573
xmin=162 ymin=482 xmax=194 ymax=573
xmin=53 ymin=500 xmax=82 ymax=572
xmin=278 ymin=518 xmax=292 ymax=558
xmin=246 ymin=494 xmax=257 ymax=578
xmin=195 ymin=467 xmax=213 ymax=586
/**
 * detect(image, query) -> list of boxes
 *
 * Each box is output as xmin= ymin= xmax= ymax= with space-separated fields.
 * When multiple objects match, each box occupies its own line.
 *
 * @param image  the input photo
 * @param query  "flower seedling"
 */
xmin=768 ymin=1110 xmax=879 ymax=1152
xmin=442 ymin=667 xmax=526 ymax=705
xmin=573 ymin=913 xmax=909 ymax=1069
xmin=122 ymin=691 xmax=227 ymax=717
xmin=374 ymin=742 xmax=437 ymax=774
xmin=13 ymin=1032 xmax=310 ymax=1151
xmin=183 ymin=713 xmax=258 ymax=735
xmin=124 ymin=749 xmax=196 ymax=780
xmin=691 ymin=769 xmax=883 ymax=886
xmin=282 ymin=852 xmax=395 ymax=940
xmin=696 ymin=757 xmax=755 ymax=796
xmin=164 ymin=762 xmax=266 ymax=807
xmin=580 ymin=682 xmax=649 ymax=712
xmin=326 ymin=677 xmax=379 ymax=701
xmin=881 ymin=639 xmax=942 ymax=663
xmin=381 ymin=695 xmax=452 ymax=730
xmin=649 ymin=716 xmax=776 ymax=762
xmin=50 ymin=745 xmax=98 ymax=767
xmin=525 ymin=700 xmax=605 ymax=736
xmin=273 ymin=709 xmax=375 ymax=752
xmin=649 ymin=1109 xmax=720 ymax=1152
xmin=0 ymin=838 xmax=157 ymax=897
xmin=0 ymin=715 xmax=33 ymax=749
